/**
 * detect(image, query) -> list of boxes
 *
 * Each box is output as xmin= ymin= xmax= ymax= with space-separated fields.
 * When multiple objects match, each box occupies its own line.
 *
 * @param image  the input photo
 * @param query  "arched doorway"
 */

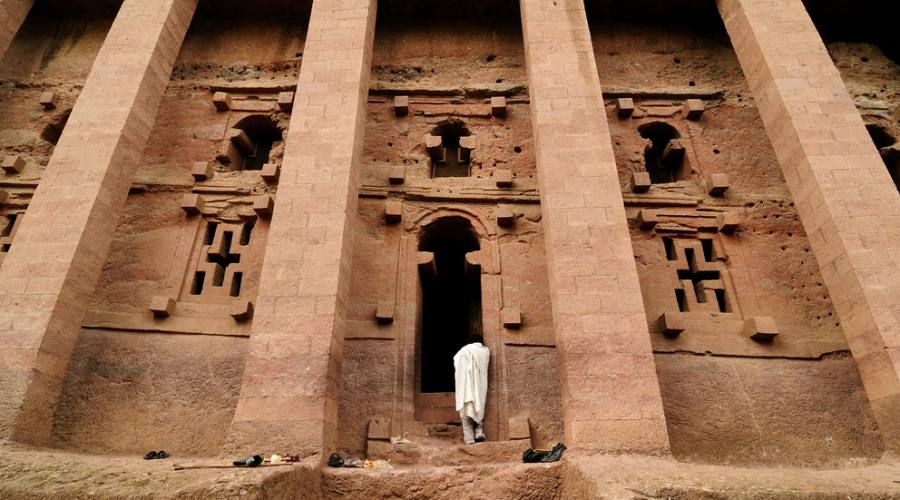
xmin=417 ymin=216 xmax=482 ymax=393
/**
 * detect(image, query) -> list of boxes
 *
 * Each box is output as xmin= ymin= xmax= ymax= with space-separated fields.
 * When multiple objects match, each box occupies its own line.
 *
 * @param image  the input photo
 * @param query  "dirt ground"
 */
xmin=2 ymin=441 xmax=900 ymax=499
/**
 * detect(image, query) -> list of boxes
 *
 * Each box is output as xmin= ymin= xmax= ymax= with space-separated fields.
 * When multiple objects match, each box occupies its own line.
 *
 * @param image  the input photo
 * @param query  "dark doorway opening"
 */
xmin=638 ymin=121 xmax=684 ymax=184
xmin=418 ymin=217 xmax=482 ymax=393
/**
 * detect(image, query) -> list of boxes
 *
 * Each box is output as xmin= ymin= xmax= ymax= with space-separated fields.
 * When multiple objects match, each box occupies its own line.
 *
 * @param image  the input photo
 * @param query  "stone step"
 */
xmin=366 ymin=438 xmax=528 ymax=467
xmin=321 ymin=461 xmax=562 ymax=500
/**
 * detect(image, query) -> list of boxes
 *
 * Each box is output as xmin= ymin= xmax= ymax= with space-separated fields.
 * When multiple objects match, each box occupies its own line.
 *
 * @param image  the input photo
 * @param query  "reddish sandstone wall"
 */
xmin=50 ymin=10 xmax=308 ymax=456
xmin=335 ymin=14 xmax=564 ymax=456
xmin=590 ymin=20 xmax=884 ymax=465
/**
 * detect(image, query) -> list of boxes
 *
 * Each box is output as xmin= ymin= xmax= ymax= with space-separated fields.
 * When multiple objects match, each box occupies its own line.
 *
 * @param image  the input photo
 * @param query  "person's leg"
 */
xmin=474 ymin=419 xmax=486 ymax=442
xmin=461 ymin=415 xmax=475 ymax=445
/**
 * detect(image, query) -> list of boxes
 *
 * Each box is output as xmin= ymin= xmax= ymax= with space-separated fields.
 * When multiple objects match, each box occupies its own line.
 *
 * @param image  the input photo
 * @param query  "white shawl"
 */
xmin=453 ymin=342 xmax=490 ymax=422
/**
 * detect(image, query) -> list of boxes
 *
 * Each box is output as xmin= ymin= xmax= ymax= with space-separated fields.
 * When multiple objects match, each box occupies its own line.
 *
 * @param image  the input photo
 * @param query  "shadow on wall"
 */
xmin=803 ymin=0 xmax=900 ymax=65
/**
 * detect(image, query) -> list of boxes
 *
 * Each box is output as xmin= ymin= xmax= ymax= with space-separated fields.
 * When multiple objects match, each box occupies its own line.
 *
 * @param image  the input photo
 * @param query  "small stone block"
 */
xmin=253 ymin=195 xmax=275 ymax=217
xmin=150 ymin=296 xmax=176 ymax=318
xmin=658 ymin=312 xmax=684 ymax=337
xmin=684 ymin=99 xmax=705 ymax=120
xmin=662 ymin=139 xmax=686 ymax=166
xmin=424 ymin=134 xmax=442 ymax=154
xmin=497 ymin=205 xmax=515 ymax=227
xmin=385 ymin=200 xmax=402 ymax=223
xmin=616 ymin=98 xmax=635 ymax=118
xmin=368 ymin=419 xmax=391 ymax=441
xmin=459 ymin=135 xmax=478 ymax=151
xmin=228 ymin=128 xmax=255 ymax=155
xmin=238 ymin=207 xmax=258 ymax=223
xmin=231 ymin=301 xmax=254 ymax=322
xmin=190 ymin=162 xmax=212 ymax=181
xmin=706 ymin=172 xmax=730 ymax=196
xmin=2 ymin=155 xmax=25 ymax=174
xmin=717 ymin=212 xmax=739 ymax=233
xmin=180 ymin=194 xmax=204 ymax=215
xmin=417 ymin=251 xmax=436 ymax=279
xmin=212 ymin=91 xmax=232 ymax=111
xmin=393 ymin=95 xmax=409 ymax=116
xmin=375 ymin=300 xmax=394 ymax=324
xmin=744 ymin=316 xmax=778 ymax=342
xmin=495 ymin=169 xmax=513 ymax=187
xmin=260 ymin=163 xmax=280 ymax=182
xmin=630 ymin=171 xmax=651 ymax=193
xmin=38 ymin=91 xmax=58 ymax=110
xmin=388 ymin=165 xmax=405 ymax=184
xmin=501 ymin=306 xmax=522 ymax=329
xmin=277 ymin=91 xmax=294 ymax=112
xmin=509 ymin=416 xmax=530 ymax=440
xmin=637 ymin=210 xmax=657 ymax=230
xmin=0 ymin=189 xmax=8 ymax=206
xmin=491 ymin=96 xmax=507 ymax=117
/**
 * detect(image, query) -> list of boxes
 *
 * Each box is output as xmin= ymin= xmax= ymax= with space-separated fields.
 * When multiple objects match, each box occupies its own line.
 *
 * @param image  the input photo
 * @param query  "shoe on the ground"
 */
xmin=540 ymin=443 xmax=567 ymax=462
xmin=233 ymin=454 xmax=264 ymax=467
xmin=327 ymin=453 xmax=344 ymax=467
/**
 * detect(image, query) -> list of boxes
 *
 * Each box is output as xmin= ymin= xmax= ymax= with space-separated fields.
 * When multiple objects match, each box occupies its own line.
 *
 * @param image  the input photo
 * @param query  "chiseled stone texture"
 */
xmin=0 ymin=0 xmax=198 ymax=445
xmin=0 ymin=0 xmax=34 ymax=60
xmin=718 ymin=0 xmax=900 ymax=451
xmin=226 ymin=0 xmax=377 ymax=458
xmin=519 ymin=0 xmax=670 ymax=453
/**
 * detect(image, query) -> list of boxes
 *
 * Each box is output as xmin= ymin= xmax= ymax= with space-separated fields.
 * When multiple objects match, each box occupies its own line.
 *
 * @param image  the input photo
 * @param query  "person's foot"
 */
xmin=464 ymin=439 xmax=475 ymax=446
xmin=474 ymin=434 xmax=486 ymax=443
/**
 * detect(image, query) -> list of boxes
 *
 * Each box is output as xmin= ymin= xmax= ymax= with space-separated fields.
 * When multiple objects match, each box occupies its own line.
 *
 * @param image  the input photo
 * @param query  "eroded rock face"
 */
xmin=828 ymin=42 xmax=900 ymax=191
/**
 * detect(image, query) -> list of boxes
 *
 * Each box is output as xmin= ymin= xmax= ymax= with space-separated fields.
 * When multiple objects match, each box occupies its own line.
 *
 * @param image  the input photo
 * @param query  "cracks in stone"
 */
xmin=654 ymin=349 xmax=853 ymax=362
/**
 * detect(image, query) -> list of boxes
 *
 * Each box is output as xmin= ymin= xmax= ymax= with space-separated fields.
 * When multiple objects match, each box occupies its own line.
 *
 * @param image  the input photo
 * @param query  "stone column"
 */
xmin=0 ymin=0 xmax=197 ymax=445
xmin=519 ymin=0 xmax=670 ymax=453
xmin=0 ymin=0 xmax=34 ymax=60
xmin=717 ymin=0 xmax=900 ymax=451
xmin=226 ymin=0 xmax=377 ymax=458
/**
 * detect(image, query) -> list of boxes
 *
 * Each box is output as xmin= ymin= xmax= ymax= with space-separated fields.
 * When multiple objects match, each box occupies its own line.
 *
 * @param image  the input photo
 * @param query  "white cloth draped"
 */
xmin=453 ymin=342 xmax=490 ymax=423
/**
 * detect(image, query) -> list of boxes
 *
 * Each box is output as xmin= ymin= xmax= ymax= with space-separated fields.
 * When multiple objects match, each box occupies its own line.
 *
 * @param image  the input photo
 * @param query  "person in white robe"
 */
xmin=453 ymin=334 xmax=490 ymax=445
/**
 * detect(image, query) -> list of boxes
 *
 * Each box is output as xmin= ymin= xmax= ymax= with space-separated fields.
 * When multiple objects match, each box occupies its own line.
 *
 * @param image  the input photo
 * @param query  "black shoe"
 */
xmin=233 ymin=454 xmax=264 ymax=467
xmin=327 ymin=453 xmax=344 ymax=468
xmin=540 ymin=443 xmax=566 ymax=462
xmin=144 ymin=451 xmax=158 ymax=460
xmin=156 ymin=450 xmax=169 ymax=460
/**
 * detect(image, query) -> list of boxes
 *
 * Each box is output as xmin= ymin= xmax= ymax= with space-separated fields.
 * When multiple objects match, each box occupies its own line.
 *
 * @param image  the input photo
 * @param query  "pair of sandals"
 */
xmin=143 ymin=450 xmax=169 ymax=460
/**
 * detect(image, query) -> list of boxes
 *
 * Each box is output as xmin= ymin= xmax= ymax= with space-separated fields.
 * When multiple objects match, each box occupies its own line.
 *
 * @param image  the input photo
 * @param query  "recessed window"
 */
xmin=231 ymin=115 xmax=283 ymax=171
xmin=429 ymin=120 xmax=473 ymax=178
xmin=638 ymin=121 xmax=686 ymax=184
